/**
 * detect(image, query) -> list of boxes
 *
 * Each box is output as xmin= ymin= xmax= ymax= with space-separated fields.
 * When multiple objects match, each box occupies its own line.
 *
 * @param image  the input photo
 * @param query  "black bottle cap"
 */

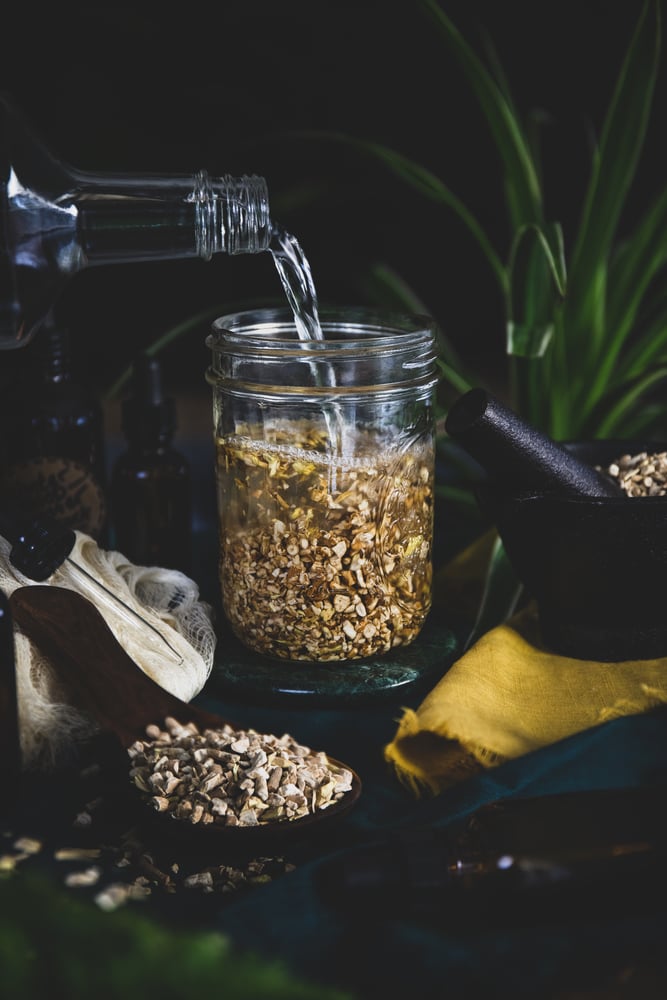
xmin=0 ymin=509 xmax=76 ymax=580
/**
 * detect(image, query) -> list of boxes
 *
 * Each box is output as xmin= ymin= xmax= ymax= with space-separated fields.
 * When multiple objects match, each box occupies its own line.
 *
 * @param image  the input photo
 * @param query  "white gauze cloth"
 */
xmin=0 ymin=531 xmax=217 ymax=769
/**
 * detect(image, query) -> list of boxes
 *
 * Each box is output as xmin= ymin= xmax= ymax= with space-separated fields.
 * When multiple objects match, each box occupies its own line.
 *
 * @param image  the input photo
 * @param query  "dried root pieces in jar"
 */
xmin=216 ymin=424 xmax=434 ymax=662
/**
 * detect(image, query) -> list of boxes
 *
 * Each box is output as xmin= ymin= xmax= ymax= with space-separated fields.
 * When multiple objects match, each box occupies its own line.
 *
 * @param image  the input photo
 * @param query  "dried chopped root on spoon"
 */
xmin=128 ymin=716 xmax=355 ymax=827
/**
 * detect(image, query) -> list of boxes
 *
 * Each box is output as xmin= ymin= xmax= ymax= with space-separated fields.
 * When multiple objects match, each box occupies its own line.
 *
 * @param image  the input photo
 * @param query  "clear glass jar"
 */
xmin=206 ymin=305 xmax=440 ymax=663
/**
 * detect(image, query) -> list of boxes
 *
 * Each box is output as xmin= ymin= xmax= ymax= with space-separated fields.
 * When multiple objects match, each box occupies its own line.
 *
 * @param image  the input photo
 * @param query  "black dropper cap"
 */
xmin=445 ymin=388 xmax=623 ymax=499
xmin=121 ymin=354 xmax=175 ymax=447
xmin=0 ymin=509 xmax=76 ymax=581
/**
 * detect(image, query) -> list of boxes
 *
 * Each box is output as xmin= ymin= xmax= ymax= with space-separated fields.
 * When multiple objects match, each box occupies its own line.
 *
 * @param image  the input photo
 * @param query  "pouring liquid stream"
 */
xmin=269 ymin=226 xmax=347 ymax=483
xmin=270 ymin=226 xmax=324 ymax=345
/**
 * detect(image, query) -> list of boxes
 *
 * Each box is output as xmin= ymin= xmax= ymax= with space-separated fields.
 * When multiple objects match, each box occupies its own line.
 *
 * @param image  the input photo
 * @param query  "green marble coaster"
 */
xmin=210 ymin=614 xmax=461 ymax=706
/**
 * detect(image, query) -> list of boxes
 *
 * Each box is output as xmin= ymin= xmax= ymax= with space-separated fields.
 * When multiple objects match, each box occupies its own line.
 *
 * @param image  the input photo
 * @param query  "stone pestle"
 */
xmin=444 ymin=388 xmax=624 ymax=498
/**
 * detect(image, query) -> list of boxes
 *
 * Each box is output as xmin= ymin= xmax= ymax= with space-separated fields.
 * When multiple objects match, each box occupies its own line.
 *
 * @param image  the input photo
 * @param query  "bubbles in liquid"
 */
xmin=223 ymin=430 xmax=396 ymax=470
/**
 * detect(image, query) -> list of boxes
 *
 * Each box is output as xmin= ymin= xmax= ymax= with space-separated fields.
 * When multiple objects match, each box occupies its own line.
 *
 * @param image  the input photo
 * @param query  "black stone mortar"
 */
xmin=478 ymin=440 xmax=667 ymax=662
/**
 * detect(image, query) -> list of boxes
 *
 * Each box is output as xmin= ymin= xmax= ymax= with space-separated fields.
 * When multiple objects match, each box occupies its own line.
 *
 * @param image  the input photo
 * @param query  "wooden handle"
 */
xmin=0 ymin=590 xmax=21 ymax=803
xmin=9 ymin=585 xmax=227 ymax=749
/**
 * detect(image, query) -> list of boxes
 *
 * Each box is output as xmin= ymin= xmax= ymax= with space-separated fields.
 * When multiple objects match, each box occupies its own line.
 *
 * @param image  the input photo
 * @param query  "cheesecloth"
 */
xmin=0 ymin=531 xmax=216 ymax=769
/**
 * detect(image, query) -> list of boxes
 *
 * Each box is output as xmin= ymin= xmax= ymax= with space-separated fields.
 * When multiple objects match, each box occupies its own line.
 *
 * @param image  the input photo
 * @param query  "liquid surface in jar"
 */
xmin=214 ymin=421 xmax=434 ymax=662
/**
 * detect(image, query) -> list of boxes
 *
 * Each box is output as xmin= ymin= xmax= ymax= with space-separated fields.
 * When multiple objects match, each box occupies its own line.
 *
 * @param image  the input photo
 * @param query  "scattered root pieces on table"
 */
xmin=127 ymin=716 xmax=355 ymax=827
xmin=0 ymin=835 xmax=44 ymax=872
xmin=93 ymin=854 xmax=296 ymax=912
xmin=603 ymin=451 xmax=667 ymax=497
xmin=1 ymin=826 xmax=296 ymax=913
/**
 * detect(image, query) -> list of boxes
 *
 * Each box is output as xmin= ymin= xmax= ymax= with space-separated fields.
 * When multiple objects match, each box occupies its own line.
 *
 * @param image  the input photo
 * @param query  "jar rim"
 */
xmin=209 ymin=305 xmax=436 ymax=344
xmin=206 ymin=305 xmax=440 ymax=394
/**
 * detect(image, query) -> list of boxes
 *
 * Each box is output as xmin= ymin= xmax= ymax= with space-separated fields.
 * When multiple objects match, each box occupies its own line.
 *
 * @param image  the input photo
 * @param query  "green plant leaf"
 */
xmin=566 ymin=0 xmax=661 ymax=358
xmin=464 ymin=534 xmax=523 ymax=648
xmin=360 ymin=261 xmax=474 ymax=394
xmin=506 ymin=321 xmax=554 ymax=359
xmin=619 ymin=401 xmax=667 ymax=438
xmin=360 ymin=262 xmax=432 ymax=316
xmin=624 ymin=312 xmax=667 ymax=379
xmin=418 ymin=0 xmax=543 ymax=228
xmin=595 ymin=365 xmax=667 ymax=437
xmin=585 ymin=187 xmax=667 ymax=399
xmin=436 ymin=357 xmax=474 ymax=395
xmin=296 ymin=131 xmax=508 ymax=294
xmin=505 ymin=222 xmax=566 ymax=358
xmin=607 ymin=186 xmax=667 ymax=337
xmin=433 ymin=483 xmax=479 ymax=507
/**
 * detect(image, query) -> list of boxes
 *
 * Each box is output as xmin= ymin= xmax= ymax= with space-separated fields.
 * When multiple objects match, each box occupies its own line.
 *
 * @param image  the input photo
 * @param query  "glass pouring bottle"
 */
xmin=0 ymin=93 xmax=272 ymax=350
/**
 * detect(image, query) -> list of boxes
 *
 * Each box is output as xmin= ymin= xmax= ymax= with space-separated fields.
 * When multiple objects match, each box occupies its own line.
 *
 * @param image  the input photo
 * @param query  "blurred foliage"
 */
xmin=0 ymin=872 xmax=351 ymax=1000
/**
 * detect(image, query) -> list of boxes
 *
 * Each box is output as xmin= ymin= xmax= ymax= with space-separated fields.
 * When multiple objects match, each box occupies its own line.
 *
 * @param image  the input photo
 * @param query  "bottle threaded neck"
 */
xmin=194 ymin=171 xmax=272 ymax=259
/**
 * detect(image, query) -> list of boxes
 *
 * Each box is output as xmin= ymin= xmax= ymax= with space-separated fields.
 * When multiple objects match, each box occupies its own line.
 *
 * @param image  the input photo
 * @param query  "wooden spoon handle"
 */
xmin=9 ymin=586 xmax=227 ymax=749
xmin=0 ymin=590 xmax=21 ymax=803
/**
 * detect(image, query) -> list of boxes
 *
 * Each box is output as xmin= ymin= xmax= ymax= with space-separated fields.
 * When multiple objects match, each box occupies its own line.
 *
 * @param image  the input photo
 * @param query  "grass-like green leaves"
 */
xmin=308 ymin=0 xmax=665 ymax=442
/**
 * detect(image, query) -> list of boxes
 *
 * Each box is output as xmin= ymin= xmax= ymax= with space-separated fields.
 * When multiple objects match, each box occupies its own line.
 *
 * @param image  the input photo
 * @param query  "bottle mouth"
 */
xmin=194 ymin=172 xmax=272 ymax=258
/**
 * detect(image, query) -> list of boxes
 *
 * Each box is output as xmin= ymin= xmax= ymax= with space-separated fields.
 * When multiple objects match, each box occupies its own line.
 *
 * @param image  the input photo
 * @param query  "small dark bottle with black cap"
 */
xmin=111 ymin=354 xmax=192 ymax=575
xmin=0 ymin=309 xmax=108 ymax=542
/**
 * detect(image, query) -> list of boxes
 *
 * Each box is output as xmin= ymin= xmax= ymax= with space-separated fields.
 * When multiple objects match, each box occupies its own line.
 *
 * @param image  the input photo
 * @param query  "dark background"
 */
xmin=2 ymin=0 xmax=666 ymax=532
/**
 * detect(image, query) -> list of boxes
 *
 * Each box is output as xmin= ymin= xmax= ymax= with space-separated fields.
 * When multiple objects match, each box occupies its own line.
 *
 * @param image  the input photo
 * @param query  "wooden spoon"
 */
xmin=0 ymin=590 xmax=21 ymax=807
xmin=9 ymin=585 xmax=362 ymax=842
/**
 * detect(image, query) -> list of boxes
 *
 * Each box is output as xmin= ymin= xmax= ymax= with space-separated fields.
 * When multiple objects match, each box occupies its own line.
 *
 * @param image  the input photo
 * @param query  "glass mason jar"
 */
xmin=206 ymin=306 xmax=440 ymax=664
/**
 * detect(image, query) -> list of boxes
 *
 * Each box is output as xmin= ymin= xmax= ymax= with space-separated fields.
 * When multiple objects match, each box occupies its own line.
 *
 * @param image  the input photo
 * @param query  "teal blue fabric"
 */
xmin=198 ymin=687 xmax=667 ymax=998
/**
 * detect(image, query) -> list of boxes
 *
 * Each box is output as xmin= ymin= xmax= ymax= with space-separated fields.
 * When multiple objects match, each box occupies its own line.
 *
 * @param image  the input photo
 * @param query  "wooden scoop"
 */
xmin=9 ymin=585 xmax=361 ymax=841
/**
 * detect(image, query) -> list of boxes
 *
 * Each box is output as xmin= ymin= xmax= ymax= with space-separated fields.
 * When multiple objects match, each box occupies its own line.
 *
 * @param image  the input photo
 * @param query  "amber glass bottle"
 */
xmin=0 ymin=310 xmax=108 ymax=540
xmin=111 ymin=354 xmax=192 ymax=574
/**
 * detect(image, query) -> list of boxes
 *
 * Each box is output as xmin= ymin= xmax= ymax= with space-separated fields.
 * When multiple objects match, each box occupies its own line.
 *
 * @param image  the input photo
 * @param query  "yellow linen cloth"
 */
xmin=384 ymin=539 xmax=667 ymax=796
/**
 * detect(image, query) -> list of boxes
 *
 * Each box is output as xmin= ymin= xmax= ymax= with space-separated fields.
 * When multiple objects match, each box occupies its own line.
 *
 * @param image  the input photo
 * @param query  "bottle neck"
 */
xmin=193 ymin=171 xmax=273 ymax=258
xmin=120 ymin=354 xmax=177 ymax=451
xmin=71 ymin=169 xmax=272 ymax=264
xmin=124 ymin=429 xmax=173 ymax=452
